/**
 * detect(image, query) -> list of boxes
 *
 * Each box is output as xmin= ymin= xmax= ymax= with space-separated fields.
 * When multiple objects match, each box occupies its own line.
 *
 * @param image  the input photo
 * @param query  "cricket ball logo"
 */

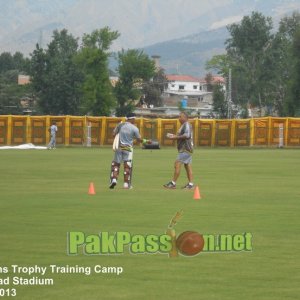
xmin=166 ymin=211 xmax=205 ymax=257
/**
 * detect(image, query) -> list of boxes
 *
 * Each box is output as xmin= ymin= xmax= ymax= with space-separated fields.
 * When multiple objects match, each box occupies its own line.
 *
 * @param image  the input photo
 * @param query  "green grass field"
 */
xmin=0 ymin=147 xmax=299 ymax=300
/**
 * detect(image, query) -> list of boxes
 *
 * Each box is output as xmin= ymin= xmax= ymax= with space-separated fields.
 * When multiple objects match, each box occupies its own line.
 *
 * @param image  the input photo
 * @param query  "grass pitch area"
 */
xmin=0 ymin=147 xmax=299 ymax=300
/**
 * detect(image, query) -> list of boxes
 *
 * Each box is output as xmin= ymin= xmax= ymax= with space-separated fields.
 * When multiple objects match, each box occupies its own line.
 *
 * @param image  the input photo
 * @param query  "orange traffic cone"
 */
xmin=88 ymin=182 xmax=96 ymax=195
xmin=193 ymin=186 xmax=201 ymax=200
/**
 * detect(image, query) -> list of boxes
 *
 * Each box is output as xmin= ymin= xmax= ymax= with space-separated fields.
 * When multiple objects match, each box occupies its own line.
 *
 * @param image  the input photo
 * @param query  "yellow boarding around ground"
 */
xmin=0 ymin=115 xmax=299 ymax=147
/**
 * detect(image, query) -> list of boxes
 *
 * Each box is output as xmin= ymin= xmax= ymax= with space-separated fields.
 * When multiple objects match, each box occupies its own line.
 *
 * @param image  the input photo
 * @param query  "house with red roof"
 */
xmin=166 ymin=75 xmax=204 ymax=93
xmin=135 ymin=73 xmax=225 ymax=118
xmin=159 ymin=74 xmax=226 ymax=117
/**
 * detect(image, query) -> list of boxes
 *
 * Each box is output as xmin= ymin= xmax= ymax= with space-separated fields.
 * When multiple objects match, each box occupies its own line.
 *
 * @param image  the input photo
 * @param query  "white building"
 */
xmin=135 ymin=73 xmax=226 ymax=118
xmin=162 ymin=75 xmax=210 ymax=117
xmin=166 ymin=75 xmax=206 ymax=92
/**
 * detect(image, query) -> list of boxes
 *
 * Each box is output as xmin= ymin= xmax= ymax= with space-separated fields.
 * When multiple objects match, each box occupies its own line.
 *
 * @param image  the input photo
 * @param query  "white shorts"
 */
xmin=177 ymin=152 xmax=192 ymax=165
xmin=113 ymin=149 xmax=133 ymax=164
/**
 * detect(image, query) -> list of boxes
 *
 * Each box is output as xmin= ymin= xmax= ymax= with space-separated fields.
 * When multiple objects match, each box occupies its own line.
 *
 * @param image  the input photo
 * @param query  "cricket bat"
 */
xmin=112 ymin=133 xmax=120 ymax=151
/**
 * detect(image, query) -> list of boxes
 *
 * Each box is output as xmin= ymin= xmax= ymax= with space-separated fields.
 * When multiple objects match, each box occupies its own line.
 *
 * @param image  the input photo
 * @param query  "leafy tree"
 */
xmin=205 ymin=54 xmax=231 ymax=77
xmin=286 ymin=28 xmax=300 ymax=116
xmin=142 ymin=68 xmax=166 ymax=107
xmin=115 ymin=49 xmax=156 ymax=116
xmin=207 ymin=11 xmax=300 ymax=117
xmin=212 ymin=83 xmax=227 ymax=118
xmin=275 ymin=12 xmax=300 ymax=116
xmin=30 ymin=29 xmax=83 ymax=115
xmin=0 ymin=70 xmax=32 ymax=114
xmin=75 ymin=27 xmax=120 ymax=115
xmin=279 ymin=11 xmax=300 ymax=38
xmin=225 ymin=11 xmax=274 ymax=112
xmin=207 ymin=12 xmax=275 ymax=115
xmin=0 ymin=52 xmax=15 ymax=73
xmin=13 ymin=52 xmax=30 ymax=73
xmin=0 ymin=52 xmax=32 ymax=115
xmin=205 ymin=73 xmax=213 ymax=92
xmin=0 ymin=51 xmax=30 ymax=74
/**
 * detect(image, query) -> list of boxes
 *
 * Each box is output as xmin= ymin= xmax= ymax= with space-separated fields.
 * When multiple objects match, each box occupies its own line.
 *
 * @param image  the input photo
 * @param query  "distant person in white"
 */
xmin=47 ymin=121 xmax=58 ymax=149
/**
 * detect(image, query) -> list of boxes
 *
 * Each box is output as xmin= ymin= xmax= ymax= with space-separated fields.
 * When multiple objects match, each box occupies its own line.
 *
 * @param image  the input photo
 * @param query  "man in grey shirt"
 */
xmin=109 ymin=113 xmax=149 ymax=189
xmin=164 ymin=111 xmax=194 ymax=189
xmin=47 ymin=121 xmax=58 ymax=149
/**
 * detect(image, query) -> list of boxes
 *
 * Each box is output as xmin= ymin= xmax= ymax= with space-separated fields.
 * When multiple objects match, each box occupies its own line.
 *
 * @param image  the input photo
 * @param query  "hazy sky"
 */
xmin=0 ymin=0 xmax=299 ymax=54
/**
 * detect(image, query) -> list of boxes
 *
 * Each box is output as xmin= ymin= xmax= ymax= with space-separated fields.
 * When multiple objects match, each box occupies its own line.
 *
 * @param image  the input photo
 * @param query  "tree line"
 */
xmin=1 ymin=11 xmax=300 ymax=117
xmin=0 ymin=27 xmax=163 ymax=116
xmin=206 ymin=11 xmax=300 ymax=118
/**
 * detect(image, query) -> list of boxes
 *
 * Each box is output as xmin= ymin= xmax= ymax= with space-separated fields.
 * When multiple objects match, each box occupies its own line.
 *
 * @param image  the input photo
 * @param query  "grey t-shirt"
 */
xmin=177 ymin=121 xmax=193 ymax=153
xmin=50 ymin=125 xmax=58 ymax=136
xmin=114 ymin=122 xmax=141 ymax=147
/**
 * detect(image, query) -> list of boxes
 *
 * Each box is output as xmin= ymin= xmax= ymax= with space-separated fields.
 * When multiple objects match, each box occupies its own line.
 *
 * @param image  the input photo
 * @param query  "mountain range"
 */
xmin=0 ymin=0 xmax=299 ymax=76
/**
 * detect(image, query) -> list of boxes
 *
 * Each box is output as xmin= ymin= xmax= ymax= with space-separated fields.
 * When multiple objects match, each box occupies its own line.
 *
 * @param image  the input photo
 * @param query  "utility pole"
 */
xmin=227 ymin=68 xmax=232 ymax=119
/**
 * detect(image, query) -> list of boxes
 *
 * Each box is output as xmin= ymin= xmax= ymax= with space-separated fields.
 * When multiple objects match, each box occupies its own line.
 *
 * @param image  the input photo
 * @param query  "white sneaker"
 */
xmin=109 ymin=178 xmax=117 ymax=189
xmin=123 ymin=183 xmax=133 ymax=189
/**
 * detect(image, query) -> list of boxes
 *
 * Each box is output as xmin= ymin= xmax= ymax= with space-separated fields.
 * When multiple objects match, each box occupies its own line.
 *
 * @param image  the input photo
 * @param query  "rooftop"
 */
xmin=199 ymin=76 xmax=226 ymax=84
xmin=166 ymin=74 xmax=225 ymax=84
xmin=166 ymin=74 xmax=200 ymax=82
